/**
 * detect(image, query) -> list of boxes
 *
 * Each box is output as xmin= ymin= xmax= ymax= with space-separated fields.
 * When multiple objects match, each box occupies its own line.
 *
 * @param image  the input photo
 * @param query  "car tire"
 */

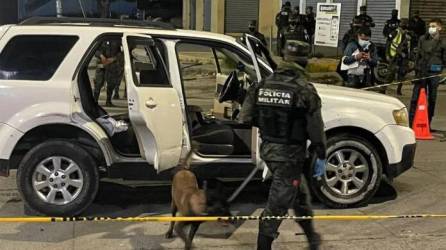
xmin=17 ymin=140 xmax=99 ymax=216
xmin=308 ymin=134 xmax=383 ymax=208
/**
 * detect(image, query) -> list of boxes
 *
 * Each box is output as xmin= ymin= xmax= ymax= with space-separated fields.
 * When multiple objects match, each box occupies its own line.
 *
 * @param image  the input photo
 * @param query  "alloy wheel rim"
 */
xmin=32 ymin=156 xmax=84 ymax=205
xmin=324 ymin=149 xmax=370 ymax=196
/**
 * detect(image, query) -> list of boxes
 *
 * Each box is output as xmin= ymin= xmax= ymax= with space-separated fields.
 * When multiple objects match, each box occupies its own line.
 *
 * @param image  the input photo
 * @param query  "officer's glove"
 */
xmin=313 ymin=158 xmax=327 ymax=178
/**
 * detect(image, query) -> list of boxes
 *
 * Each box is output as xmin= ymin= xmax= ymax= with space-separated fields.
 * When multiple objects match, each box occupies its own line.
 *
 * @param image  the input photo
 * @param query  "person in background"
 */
xmin=409 ymin=11 xmax=427 ymax=47
xmin=386 ymin=19 xmax=413 ymax=95
xmin=304 ymin=6 xmax=316 ymax=41
xmin=247 ymin=20 xmax=267 ymax=46
xmin=275 ymin=2 xmax=292 ymax=56
xmin=353 ymin=6 xmax=375 ymax=29
xmin=343 ymin=27 xmax=378 ymax=88
xmin=292 ymin=6 xmax=300 ymax=20
xmin=409 ymin=19 xmax=446 ymax=129
xmin=94 ymin=40 xmax=122 ymax=105
xmin=104 ymin=41 xmax=124 ymax=107
xmin=281 ymin=15 xmax=310 ymax=58
xmin=383 ymin=9 xmax=401 ymax=41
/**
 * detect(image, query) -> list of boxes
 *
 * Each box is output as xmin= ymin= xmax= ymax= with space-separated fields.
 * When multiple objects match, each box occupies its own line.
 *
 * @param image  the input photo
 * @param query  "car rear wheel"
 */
xmin=309 ymin=134 xmax=383 ymax=208
xmin=17 ymin=140 xmax=99 ymax=216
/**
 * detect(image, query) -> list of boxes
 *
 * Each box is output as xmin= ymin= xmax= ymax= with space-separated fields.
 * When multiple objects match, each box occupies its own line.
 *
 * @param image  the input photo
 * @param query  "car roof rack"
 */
xmin=19 ymin=17 xmax=175 ymax=30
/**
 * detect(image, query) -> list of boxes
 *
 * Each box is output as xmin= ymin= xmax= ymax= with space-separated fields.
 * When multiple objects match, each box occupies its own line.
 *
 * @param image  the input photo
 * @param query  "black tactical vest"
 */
xmin=254 ymin=73 xmax=307 ymax=144
xmin=278 ymin=11 xmax=290 ymax=28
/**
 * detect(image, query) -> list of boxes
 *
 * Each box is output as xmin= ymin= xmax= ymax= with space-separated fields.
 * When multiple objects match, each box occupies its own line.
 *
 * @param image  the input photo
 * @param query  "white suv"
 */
xmin=0 ymin=18 xmax=416 ymax=216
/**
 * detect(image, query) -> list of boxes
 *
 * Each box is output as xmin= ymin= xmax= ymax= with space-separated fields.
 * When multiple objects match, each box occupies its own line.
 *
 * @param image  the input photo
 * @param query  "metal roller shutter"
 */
xmin=367 ymin=0 xmax=396 ymax=45
xmin=411 ymin=0 xmax=446 ymax=38
xmin=191 ymin=0 xmax=196 ymax=30
xmin=335 ymin=0 xmax=357 ymax=46
xmin=308 ymin=0 xmax=356 ymax=46
xmin=204 ymin=0 xmax=212 ymax=31
xmin=225 ymin=0 xmax=259 ymax=33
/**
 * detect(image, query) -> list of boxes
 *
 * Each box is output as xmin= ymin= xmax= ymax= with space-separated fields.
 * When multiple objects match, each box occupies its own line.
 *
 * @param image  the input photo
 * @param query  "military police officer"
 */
xmin=383 ymin=9 xmax=401 ymax=41
xmin=275 ymin=2 xmax=292 ymax=56
xmin=104 ymin=41 xmax=124 ymax=107
xmin=353 ymin=6 xmax=375 ymax=29
xmin=93 ymin=40 xmax=124 ymax=107
xmin=247 ymin=20 xmax=268 ymax=46
xmin=241 ymin=42 xmax=327 ymax=250
xmin=281 ymin=16 xmax=310 ymax=58
xmin=304 ymin=6 xmax=316 ymax=41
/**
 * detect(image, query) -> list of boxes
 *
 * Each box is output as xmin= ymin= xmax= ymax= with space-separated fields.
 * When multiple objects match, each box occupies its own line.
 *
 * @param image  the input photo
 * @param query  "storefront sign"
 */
xmin=314 ymin=2 xmax=341 ymax=48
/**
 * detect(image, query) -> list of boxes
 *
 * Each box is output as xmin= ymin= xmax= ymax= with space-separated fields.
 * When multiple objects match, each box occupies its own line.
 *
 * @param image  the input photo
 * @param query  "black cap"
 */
xmin=360 ymin=5 xmax=367 ymax=11
xmin=285 ymin=1 xmax=291 ymax=7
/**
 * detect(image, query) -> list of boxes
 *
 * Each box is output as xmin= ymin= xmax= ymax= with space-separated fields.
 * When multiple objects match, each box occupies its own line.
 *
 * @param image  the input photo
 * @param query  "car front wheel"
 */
xmin=17 ymin=140 xmax=99 ymax=216
xmin=309 ymin=134 xmax=383 ymax=208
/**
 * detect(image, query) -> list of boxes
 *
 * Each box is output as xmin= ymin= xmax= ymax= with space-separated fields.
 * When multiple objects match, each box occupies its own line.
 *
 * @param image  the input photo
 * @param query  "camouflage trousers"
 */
xmin=259 ymin=160 xmax=315 ymax=239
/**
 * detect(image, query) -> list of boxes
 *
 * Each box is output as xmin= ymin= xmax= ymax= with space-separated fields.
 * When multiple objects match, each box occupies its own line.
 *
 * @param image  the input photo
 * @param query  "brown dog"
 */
xmin=165 ymin=149 xmax=230 ymax=250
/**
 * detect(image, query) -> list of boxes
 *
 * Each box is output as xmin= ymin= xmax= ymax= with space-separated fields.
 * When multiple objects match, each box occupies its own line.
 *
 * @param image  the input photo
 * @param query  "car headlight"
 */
xmin=393 ymin=108 xmax=409 ymax=127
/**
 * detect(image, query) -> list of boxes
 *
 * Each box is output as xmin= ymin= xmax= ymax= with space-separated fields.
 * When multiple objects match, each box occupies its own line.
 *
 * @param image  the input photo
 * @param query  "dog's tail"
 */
xmin=178 ymin=147 xmax=195 ymax=170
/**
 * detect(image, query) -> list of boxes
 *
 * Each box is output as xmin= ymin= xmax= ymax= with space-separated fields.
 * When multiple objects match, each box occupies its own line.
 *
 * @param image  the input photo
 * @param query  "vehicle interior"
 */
xmin=77 ymin=34 xmax=140 ymax=157
xmin=176 ymin=41 xmax=258 ymax=157
xmin=77 ymin=34 xmax=266 ymax=159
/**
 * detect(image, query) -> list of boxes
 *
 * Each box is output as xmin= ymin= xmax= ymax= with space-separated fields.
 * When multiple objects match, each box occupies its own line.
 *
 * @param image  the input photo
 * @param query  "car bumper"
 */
xmin=0 ymin=160 xmax=9 ymax=177
xmin=375 ymin=125 xmax=416 ymax=164
xmin=387 ymin=143 xmax=416 ymax=178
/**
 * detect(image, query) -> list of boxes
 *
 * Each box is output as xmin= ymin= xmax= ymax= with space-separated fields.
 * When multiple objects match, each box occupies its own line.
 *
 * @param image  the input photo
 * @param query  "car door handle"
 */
xmin=145 ymin=98 xmax=157 ymax=109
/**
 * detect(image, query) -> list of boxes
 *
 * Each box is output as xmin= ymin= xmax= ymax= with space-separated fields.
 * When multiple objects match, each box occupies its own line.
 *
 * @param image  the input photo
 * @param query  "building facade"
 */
xmin=182 ymin=0 xmax=427 ymax=46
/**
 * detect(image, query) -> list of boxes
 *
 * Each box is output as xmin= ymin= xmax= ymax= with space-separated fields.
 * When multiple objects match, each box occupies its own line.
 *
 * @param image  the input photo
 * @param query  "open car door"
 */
xmin=122 ymin=33 xmax=183 ymax=172
xmin=244 ymin=34 xmax=277 ymax=179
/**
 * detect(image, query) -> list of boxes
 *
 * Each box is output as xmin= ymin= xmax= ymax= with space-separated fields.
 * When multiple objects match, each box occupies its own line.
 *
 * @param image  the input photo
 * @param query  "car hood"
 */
xmin=314 ymin=84 xmax=405 ymax=110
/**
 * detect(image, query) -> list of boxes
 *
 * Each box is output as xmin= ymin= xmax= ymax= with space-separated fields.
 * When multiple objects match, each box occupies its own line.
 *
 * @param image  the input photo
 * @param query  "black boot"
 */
xmin=298 ymin=220 xmax=321 ymax=250
xmin=257 ymin=234 xmax=274 ymax=250
xmin=105 ymin=97 xmax=115 ymax=107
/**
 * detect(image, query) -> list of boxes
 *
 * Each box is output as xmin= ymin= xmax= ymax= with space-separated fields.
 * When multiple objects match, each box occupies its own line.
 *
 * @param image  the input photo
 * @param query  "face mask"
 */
xmin=429 ymin=27 xmax=438 ymax=36
xmin=358 ymin=39 xmax=370 ymax=48
xmin=249 ymin=27 xmax=255 ymax=32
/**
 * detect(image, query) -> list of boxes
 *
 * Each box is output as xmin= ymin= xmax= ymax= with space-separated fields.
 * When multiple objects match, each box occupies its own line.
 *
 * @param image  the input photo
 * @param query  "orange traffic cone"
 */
xmin=412 ymin=88 xmax=433 ymax=140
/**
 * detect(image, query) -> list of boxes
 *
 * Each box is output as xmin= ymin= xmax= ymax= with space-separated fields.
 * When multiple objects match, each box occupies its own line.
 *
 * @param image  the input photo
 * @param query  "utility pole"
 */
xmin=56 ymin=0 xmax=63 ymax=17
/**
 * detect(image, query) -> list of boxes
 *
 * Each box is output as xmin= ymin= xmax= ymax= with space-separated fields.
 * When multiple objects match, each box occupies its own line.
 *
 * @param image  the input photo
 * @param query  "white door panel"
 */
xmin=122 ymin=33 xmax=183 ymax=172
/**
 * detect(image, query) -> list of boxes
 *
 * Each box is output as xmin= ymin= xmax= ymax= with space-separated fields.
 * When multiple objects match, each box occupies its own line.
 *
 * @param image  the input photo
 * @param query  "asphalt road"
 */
xmin=1 ymin=84 xmax=446 ymax=249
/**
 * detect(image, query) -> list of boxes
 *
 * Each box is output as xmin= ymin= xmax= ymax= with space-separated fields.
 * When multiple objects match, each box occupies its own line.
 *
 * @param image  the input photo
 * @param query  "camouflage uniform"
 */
xmin=93 ymin=41 xmax=124 ymax=106
xmin=241 ymin=69 xmax=326 ymax=250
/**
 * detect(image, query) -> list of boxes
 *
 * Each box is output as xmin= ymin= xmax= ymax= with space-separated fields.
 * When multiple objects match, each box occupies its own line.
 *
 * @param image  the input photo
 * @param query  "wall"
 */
xmin=258 ymin=0 xmax=281 ymax=40
xmin=211 ymin=0 xmax=225 ymax=33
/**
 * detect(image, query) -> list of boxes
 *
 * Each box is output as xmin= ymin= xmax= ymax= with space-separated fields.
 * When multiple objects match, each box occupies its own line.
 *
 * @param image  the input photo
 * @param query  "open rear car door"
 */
xmin=244 ymin=34 xmax=277 ymax=179
xmin=122 ymin=33 xmax=183 ymax=172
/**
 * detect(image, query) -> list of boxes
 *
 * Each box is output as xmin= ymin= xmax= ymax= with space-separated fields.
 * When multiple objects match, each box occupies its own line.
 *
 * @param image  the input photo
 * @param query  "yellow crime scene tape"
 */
xmin=308 ymin=72 xmax=446 ymax=90
xmin=361 ymin=72 xmax=446 ymax=90
xmin=1 ymin=214 xmax=446 ymax=223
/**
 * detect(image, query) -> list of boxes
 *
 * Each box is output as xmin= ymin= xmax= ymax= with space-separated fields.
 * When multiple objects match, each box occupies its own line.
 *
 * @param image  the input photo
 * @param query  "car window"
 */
xmin=177 ymin=41 xmax=258 ymax=118
xmin=177 ymin=43 xmax=218 ymax=112
xmin=127 ymin=36 xmax=169 ymax=86
xmin=0 ymin=35 xmax=78 ymax=81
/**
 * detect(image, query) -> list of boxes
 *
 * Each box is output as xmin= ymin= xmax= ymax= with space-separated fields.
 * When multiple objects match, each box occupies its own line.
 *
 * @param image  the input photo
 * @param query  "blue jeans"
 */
xmin=409 ymin=75 xmax=440 ymax=127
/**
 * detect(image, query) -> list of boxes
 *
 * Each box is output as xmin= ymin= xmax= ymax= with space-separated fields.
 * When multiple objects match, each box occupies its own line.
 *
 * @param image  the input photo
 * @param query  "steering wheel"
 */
xmin=218 ymin=71 xmax=241 ymax=103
